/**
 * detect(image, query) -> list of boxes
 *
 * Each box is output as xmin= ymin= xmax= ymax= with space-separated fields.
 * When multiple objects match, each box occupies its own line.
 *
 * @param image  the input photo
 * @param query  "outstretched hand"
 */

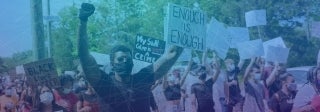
xmin=79 ymin=3 xmax=95 ymax=21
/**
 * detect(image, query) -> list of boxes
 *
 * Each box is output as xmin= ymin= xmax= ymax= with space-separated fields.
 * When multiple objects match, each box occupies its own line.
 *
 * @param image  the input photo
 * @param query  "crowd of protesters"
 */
xmin=1 ymin=2 xmax=320 ymax=112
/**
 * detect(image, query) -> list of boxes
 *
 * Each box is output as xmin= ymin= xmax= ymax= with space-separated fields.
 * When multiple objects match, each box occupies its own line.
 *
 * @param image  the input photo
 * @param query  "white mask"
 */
xmin=40 ymin=92 xmax=54 ymax=105
xmin=227 ymin=64 xmax=235 ymax=71
xmin=63 ymin=88 xmax=72 ymax=94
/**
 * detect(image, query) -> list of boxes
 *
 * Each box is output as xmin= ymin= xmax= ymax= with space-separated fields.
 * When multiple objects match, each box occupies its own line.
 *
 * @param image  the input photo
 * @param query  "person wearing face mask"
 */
xmin=0 ymin=87 xmax=18 ymax=112
xmin=223 ymin=58 xmax=244 ymax=112
xmin=38 ymin=85 xmax=66 ymax=112
xmin=268 ymin=73 xmax=297 ymax=112
xmin=53 ymin=75 xmax=78 ymax=112
xmin=243 ymin=58 xmax=267 ymax=112
xmin=266 ymin=62 xmax=287 ymax=98
xmin=190 ymin=54 xmax=221 ymax=112
xmin=77 ymin=3 xmax=184 ymax=112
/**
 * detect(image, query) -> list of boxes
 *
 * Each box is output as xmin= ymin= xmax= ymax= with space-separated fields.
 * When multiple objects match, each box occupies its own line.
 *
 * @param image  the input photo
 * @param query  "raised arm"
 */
xmin=210 ymin=60 xmax=221 ymax=83
xmin=266 ymin=62 xmax=279 ymax=86
xmin=180 ymin=55 xmax=193 ymax=85
xmin=78 ymin=3 xmax=100 ymax=87
xmin=238 ymin=59 xmax=245 ymax=70
xmin=244 ymin=58 xmax=255 ymax=81
xmin=153 ymin=45 xmax=183 ymax=80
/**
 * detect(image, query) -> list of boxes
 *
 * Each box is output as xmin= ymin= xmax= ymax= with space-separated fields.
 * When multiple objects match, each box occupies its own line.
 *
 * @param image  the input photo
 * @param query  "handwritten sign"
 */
xmin=265 ymin=46 xmax=290 ymax=63
xmin=245 ymin=9 xmax=267 ymax=27
xmin=206 ymin=17 xmax=229 ymax=59
xmin=23 ymin=58 xmax=60 ymax=88
xmin=227 ymin=27 xmax=250 ymax=48
xmin=133 ymin=34 xmax=166 ymax=63
xmin=166 ymin=3 xmax=207 ymax=51
xmin=236 ymin=39 xmax=264 ymax=59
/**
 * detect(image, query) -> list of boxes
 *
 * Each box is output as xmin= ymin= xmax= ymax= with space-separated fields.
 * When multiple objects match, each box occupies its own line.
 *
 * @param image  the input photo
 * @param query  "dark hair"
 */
xmin=279 ymin=73 xmax=293 ymax=85
xmin=110 ymin=45 xmax=132 ymax=65
xmin=59 ymin=75 xmax=74 ymax=86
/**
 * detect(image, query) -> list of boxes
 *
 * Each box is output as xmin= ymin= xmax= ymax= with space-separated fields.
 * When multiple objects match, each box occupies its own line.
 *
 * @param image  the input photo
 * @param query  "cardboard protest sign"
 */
xmin=206 ymin=17 xmax=230 ymax=59
xmin=227 ymin=27 xmax=250 ymax=48
xmin=23 ymin=58 xmax=60 ymax=88
xmin=311 ymin=21 xmax=320 ymax=38
xmin=165 ymin=3 xmax=207 ymax=51
xmin=245 ymin=9 xmax=267 ymax=27
xmin=236 ymin=39 xmax=264 ymax=59
xmin=178 ymin=48 xmax=192 ymax=62
xmin=263 ymin=37 xmax=286 ymax=58
xmin=133 ymin=34 xmax=166 ymax=63
xmin=265 ymin=46 xmax=290 ymax=63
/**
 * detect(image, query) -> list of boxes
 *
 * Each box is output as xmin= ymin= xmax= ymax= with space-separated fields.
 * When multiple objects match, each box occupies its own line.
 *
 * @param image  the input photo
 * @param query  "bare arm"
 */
xmin=210 ymin=60 xmax=221 ymax=83
xmin=266 ymin=62 xmax=279 ymax=86
xmin=238 ymin=59 xmax=245 ymax=70
xmin=153 ymin=45 xmax=183 ymax=80
xmin=180 ymin=56 xmax=193 ymax=85
xmin=244 ymin=58 xmax=255 ymax=81
xmin=77 ymin=3 xmax=101 ymax=87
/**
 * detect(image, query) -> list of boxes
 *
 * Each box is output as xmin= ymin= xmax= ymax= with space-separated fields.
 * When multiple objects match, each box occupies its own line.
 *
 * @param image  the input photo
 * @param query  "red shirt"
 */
xmin=53 ymin=89 xmax=78 ymax=112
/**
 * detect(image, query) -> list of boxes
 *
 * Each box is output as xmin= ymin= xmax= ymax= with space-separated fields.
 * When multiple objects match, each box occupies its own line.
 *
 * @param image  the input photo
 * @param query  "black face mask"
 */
xmin=112 ymin=61 xmax=134 ymax=77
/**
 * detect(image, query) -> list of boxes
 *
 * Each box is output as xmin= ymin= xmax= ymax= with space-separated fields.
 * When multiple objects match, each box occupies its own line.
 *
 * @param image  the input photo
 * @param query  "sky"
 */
xmin=0 ymin=0 xmax=86 ymax=57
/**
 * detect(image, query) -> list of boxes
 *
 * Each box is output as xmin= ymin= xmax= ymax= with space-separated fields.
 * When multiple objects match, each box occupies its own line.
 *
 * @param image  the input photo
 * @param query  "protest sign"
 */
xmin=133 ymin=34 xmax=166 ymax=63
xmin=245 ymin=9 xmax=267 ymax=27
xmin=166 ymin=3 xmax=207 ymax=51
xmin=265 ymin=46 xmax=290 ymax=63
xmin=263 ymin=37 xmax=286 ymax=58
xmin=23 ymin=58 xmax=60 ymax=88
xmin=227 ymin=27 xmax=250 ymax=48
xmin=236 ymin=39 xmax=264 ymax=59
xmin=16 ymin=65 xmax=25 ymax=74
xmin=206 ymin=17 xmax=229 ymax=59
xmin=90 ymin=52 xmax=110 ymax=66
xmin=311 ymin=21 xmax=320 ymax=38
xmin=178 ymin=48 xmax=192 ymax=62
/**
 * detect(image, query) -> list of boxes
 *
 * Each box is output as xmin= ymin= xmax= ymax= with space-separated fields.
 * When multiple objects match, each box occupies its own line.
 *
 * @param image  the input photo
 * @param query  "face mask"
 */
xmin=5 ymin=89 xmax=12 ymax=96
xmin=287 ymin=83 xmax=297 ymax=92
xmin=40 ymin=92 xmax=53 ymax=105
xmin=168 ymin=75 xmax=179 ymax=85
xmin=63 ymin=88 xmax=72 ymax=94
xmin=254 ymin=73 xmax=261 ymax=80
xmin=112 ymin=61 xmax=134 ymax=77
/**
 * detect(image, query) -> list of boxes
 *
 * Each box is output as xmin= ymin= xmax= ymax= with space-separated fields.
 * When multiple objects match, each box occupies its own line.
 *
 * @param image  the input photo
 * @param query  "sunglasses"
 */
xmin=117 ymin=56 xmax=132 ymax=62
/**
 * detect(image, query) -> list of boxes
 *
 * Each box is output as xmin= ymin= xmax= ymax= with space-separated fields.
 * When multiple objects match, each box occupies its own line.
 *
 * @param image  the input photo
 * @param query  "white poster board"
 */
xmin=263 ymin=37 xmax=286 ymax=58
xmin=178 ymin=48 xmax=192 ymax=62
xmin=245 ymin=9 xmax=267 ymax=27
xmin=265 ymin=46 xmax=290 ymax=63
xmin=227 ymin=27 xmax=250 ymax=48
xmin=166 ymin=3 xmax=207 ymax=51
xmin=132 ymin=59 xmax=151 ymax=74
xmin=311 ymin=21 xmax=320 ymax=38
xmin=23 ymin=58 xmax=60 ymax=88
xmin=236 ymin=39 xmax=264 ymax=59
xmin=206 ymin=17 xmax=230 ymax=59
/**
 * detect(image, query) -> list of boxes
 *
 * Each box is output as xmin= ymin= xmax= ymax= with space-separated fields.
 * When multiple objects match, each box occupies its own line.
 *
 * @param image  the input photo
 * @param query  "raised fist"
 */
xmin=79 ymin=3 xmax=95 ymax=21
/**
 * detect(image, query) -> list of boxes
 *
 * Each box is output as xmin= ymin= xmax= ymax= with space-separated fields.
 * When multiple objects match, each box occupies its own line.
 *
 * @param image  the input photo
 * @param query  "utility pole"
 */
xmin=47 ymin=0 xmax=52 ymax=58
xmin=31 ymin=0 xmax=45 ymax=61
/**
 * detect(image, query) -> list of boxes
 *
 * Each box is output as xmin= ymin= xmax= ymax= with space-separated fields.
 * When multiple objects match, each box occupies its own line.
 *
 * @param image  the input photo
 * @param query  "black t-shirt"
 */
xmin=191 ymin=79 xmax=215 ymax=112
xmin=226 ymin=67 xmax=242 ymax=100
xmin=93 ymin=64 xmax=155 ymax=112
xmin=164 ymin=84 xmax=181 ymax=101
xmin=269 ymin=90 xmax=294 ymax=112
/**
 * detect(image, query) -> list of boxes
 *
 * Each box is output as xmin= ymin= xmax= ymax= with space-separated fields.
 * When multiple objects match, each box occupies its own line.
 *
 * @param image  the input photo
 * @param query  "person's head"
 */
xmin=110 ymin=45 xmax=134 ymax=78
xmin=39 ymin=85 xmax=54 ymax=105
xmin=277 ymin=63 xmax=287 ymax=74
xmin=4 ymin=86 xmax=13 ymax=97
xmin=197 ymin=66 xmax=207 ymax=82
xmin=249 ymin=64 xmax=262 ymax=81
xmin=59 ymin=75 xmax=74 ymax=94
xmin=224 ymin=59 xmax=235 ymax=72
xmin=280 ymin=73 xmax=296 ymax=92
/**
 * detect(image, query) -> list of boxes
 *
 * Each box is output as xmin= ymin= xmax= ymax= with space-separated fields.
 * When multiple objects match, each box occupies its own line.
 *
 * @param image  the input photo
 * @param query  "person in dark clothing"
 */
xmin=223 ymin=58 xmax=244 ymax=112
xmin=77 ymin=3 xmax=183 ymax=112
xmin=191 ymin=52 xmax=220 ymax=112
xmin=268 ymin=73 xmax=297 ymax=112
xmin=149 ymin=92 xmax=158 ymax=112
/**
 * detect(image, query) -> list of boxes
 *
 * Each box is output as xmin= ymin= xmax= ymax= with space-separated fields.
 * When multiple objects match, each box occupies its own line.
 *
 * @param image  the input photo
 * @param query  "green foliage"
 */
xmin=50 ymin=0 xmax=320 ymax=68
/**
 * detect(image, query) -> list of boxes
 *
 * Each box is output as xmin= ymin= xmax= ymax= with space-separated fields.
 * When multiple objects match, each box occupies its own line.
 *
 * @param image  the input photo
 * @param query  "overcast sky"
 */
xmin=0 ymin=0 xmax=88 ymax=57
